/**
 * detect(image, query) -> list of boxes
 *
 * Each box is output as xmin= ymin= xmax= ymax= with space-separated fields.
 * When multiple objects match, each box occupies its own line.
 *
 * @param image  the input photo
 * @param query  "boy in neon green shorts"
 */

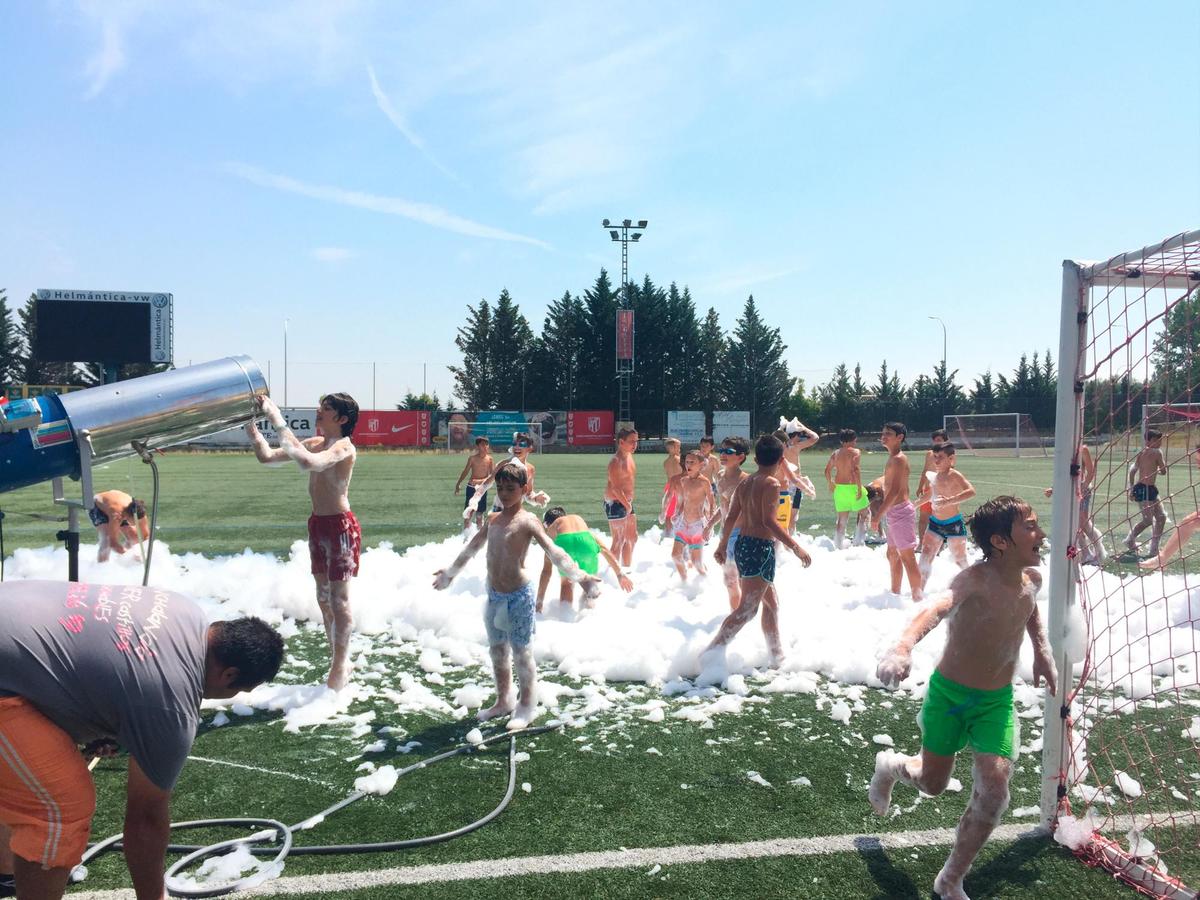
xmin=869 ymin=496 xmax=1057 ymax=900
xmin=824 ymin=428 xmax=871 ymax=549
xmin=536 ymin=507 xmax=633 ymax=611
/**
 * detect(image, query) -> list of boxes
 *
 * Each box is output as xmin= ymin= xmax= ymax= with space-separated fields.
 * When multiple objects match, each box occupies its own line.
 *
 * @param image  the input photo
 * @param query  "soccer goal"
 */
xmin=1143 ymin=402 xmax=1200 ymax=452
xmin=444 ymin=420 xmax=543 ymax=453
xmin=943 ymin=412 xmax=1049 ymax=457
xmin=1041 ymin=229 xmax=1200 ymax=899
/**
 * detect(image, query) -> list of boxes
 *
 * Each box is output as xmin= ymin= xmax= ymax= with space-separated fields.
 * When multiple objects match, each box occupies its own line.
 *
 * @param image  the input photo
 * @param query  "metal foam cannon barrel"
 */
xmin=0 ymin=356 xmax=268 ymax=493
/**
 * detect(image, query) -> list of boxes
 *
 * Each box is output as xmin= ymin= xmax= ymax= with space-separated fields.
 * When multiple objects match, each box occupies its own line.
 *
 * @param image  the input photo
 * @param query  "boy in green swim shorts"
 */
xmin=537 ymin=507 xmax=633 ymax=611
xmin=868 ymin=496 xmax=1057 ymax=900
xmin=824 ymin=428 xmax=870 ymax=549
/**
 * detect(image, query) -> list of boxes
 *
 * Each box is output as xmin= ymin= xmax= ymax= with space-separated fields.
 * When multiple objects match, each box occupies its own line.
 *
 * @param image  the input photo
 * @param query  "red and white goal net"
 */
xmin=1041 ymin=230 xmax=1200 ymax=898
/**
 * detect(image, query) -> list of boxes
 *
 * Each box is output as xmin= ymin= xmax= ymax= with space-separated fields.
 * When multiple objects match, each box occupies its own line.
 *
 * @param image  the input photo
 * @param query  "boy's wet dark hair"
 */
xmin=883 ymin=421 xmax=908 ymax=440
xmin=1145 ymin=428 xmax=1162 ymax=442
xmin=684 ymin=449 xmax=704 ymax=466
xmin=722 ymin=435 xmax=749 ymax=457
xmin=321 ymin=393 xmax=359 ymax=437
xmin=617 ymin=427 xmax=638 ymax=443
xmin=772 ymin=428 xmax=789 ymax=445
xmin=838 ymin=428 xmax=857 ymax=444
xmin=968 ymin=496 xmax=1031 ymax=561
xmin=513 ymin=432 xmax=534 ymax=450
xmin=494 ymin=461 xmax=528 ymax=487
xmin=931 ymin=428 xmax=948 ymax=441
xmin=700 ymin=435 xmax=715 ymax=446
xmin=126 ymin=499 xmax=147 ymax=520
xmin=210 ymin=617 xmax=285 ymax=690
xmin=754 ymin=434 xmax=785 ymax=467
xmin=933 ymin=442 xmax=957 ymax=456
xmin=543 ymin=506 xmax=566 ymax=526
xmin=475 ymin=436 xmax=490 ymax=447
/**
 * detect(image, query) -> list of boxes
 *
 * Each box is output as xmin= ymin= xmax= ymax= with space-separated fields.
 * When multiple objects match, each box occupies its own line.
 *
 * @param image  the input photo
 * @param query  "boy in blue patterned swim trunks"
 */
xmin=705 ymin=434 xmax=811 ymax=666
xmin=435 ymin=463 xmax=601 ymax=730
xmin=915 ymin=443 xmax=976 ymax=585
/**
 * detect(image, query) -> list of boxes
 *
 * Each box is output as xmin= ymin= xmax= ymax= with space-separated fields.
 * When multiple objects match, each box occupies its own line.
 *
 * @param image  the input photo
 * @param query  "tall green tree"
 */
xmin=695 ymin=307 xmax=727 ymax=414
xmin=724 ymin=295 xmax=793 ymax=433
xmin=488 ymin=289 xmax=534 ymax=409
xmin=628 ymin=275 xmax=668 ymax=414
xmin=0 ymin=290 xmax=21 ymax=390
xmin=818 ymin=363 xmax=856 ymax=430
xmin=576 ymin=269 xmax=620 ymax=410
xmin=449 ymin=299 xmax=493 ymax=409
xmin=532 ymin=291 xmax=587 ymax=410
xmin=399 ymin=392 xmax=440 ymax=412
xmin=661 ymin=283 xmax=703 ymax=410
xmin=1151 ymin=288 xmax=1199 ymax=404
xmin=970 ymin=371 xmax=998 ymax=414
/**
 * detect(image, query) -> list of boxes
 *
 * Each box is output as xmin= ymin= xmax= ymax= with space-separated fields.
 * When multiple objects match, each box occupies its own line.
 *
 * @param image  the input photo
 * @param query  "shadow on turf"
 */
xmin=853 ymin=833 xmax=1047 ymax=900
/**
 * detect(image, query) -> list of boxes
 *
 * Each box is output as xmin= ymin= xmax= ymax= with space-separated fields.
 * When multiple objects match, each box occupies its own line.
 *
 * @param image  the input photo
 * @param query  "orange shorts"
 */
xmin=0 ymin=697 xmax=95 ymax=869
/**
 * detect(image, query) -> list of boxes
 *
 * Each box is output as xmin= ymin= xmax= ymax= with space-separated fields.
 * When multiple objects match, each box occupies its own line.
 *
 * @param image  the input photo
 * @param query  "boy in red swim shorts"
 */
xmin=248 ymin=393 xmax=360 ymax=690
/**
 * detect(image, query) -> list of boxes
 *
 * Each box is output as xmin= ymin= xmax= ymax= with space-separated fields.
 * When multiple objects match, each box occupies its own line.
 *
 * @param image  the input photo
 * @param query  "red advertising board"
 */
xmin=353 ymin=410 xmax=431 ymax=447
xmin=616 ymin=309 xmax=634 ymax=361
xmin=567 ymin=410 xmax=615 ymax=446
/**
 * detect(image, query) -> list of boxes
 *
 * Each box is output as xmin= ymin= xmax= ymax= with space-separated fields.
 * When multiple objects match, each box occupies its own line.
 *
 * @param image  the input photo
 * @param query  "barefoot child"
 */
xmin=604 ymin=428 xmax=639 ymax=567
xmin=916 ymin=442 xmax=976 ymax=582
xmin=869 ymin=496 xmax=1056 ymax=900
xmin=659 ymin=437 xmax=683 ymax=538
xmin=664 ymin=450 xmax=715 ymax=580
xmin=824 ymin=429 xmax=870 ymax=549
xmin=1125 ymin=428 xmax=1168 ymax=557
xmin=707 ymin=436 xmax=750 ymax=609
xmin=705 ymin=434 xmax=812 ymax=665
xmin=434 ymin=464 xmax=600 ymax=729
xmin=916 ymin=429 xmax=949 ymax=540
xmin=248 ymin=394 xmax=359 ymax=690
xmin=537 ymin=507 xmax=633 ymax=611
xmin=878 ymin=421 xmax=923 ymax=600
xmin=783 ymin=418 xmax=820 ymax=532
xmin=1141 ymin=444 xmax=1200 ymax=569
xmin=89 ymin=490 xmax=150 ymax=562
xmin=454 ymin=437 xmax=495 ymax=530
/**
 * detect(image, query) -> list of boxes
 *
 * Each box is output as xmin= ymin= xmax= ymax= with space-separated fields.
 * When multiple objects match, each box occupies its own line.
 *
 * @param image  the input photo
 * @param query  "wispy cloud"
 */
xmin=225 ymin=163 xmax=548 ymax=248
xmin=366 ymin=65 xmax=461 ymax=184
xmin=77 ymin=0 xmax=144 ymax=97
xmin=700 ymin=265 xmax=804 ymax=296
xmin=312 ymin=246 xmax=355 ymax=263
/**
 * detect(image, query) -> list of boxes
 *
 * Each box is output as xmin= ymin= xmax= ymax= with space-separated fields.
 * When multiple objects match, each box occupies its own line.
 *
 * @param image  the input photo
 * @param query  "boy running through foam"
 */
xmin=659 ymin=437 xmax=683 ymax=539
xmin=604 ymin=428 xmax=639 ymax=567
xmin=454 ymin=437 xmax=495 ymax=530
xmin=1141 ymin=444 xmax=1200 ymax=570
xmin=707 ymin=436 xmax=750 ymax=609
xmin=664 ymin=450 xmax=715 ymax=581
xmin=1125 ymin=428 xmax=1168 ymax=557
xmin=783 ymin=418 xmax=820 ymax=532
xmin=248 ymin=394 xmax=360 ymax=691
xmin=89 ymin=490 xmax=150 ymax=562
xmin=697 ymin=435 xmax=721 ymax=489
xmin=537 ymin=507 xmax=633 ymax=611
xmin=916 ymin=429 xmax=950 ymax=540
xmin=434 ymin=464 xmax=601 ymax=729
xmin=824 ymin=429 xmax=871 ymax=549
xmin=916 ymin=442 xmax=976 ymax=582
xmin=705 ymin=434 xmax=812 ymax=666
xmin=869 ymin=496 xmax=1056 ymax=900
xmin=877 ymin=421 xmax=923 ymax=600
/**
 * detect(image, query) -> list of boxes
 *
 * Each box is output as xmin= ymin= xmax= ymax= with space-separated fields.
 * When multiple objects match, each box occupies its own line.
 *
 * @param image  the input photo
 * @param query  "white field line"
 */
xmin=67 ymin=810 xmax=1200 ymax=899
xmin=186 ymin=755 xmax=338 ymax=790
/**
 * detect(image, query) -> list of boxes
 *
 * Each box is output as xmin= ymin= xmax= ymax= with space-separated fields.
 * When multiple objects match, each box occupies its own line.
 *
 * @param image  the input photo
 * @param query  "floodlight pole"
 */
xmin=283 ymin=318 xmax=289 ymax=409
xmin=603 ymin=218 xmax=648 ymax=427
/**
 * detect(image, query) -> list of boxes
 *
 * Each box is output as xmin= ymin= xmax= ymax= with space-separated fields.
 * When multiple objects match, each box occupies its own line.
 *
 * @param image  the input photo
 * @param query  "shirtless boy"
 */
xmin=434 ymin=464 xmax=600 ymax=729
xmin=869 ymin=496 xmax=1056 ymax=900
xmin=916 ymin=429 xmax=950 ymax=540
xmin=89 ymin=489 xmax=150 ymax=562
xmin=664 ymin=451 xmax=715 ymax=580
xmin=605 ymin=428 xmax=639 ymax=567
xmin=537 ymin=506 xmax=633 ymax=610
xmin=248 ymin=394 xmax=359 ymax=691
xmin=454 ymin=437 xmax=495 ymax=530
xmin=698 ymin=435 xmax=721 ymax=487
xmin=784 ymin=419 xmax=820 ymax=532
xmin=1141 ymin=444 xmax=1200 ymax=570
xmin=1125 ymin=428 xmax=1168 ymax=557
xmin=707 ymin=436 xmax=750 ymax=609
xmin=824 ymin=429 xmax=870 ymax=549
xmin=878 ymin=422 xmax=923 ymax=600
xmin=705 ymin=434 xmax=812 ymax=666
xmin=466 ymin=432 xmax=543 ymax=517
xmin=660 ymin=437 xmax=683 ymax=538
xmin=916 ymin=442 xmax=976 ymax=582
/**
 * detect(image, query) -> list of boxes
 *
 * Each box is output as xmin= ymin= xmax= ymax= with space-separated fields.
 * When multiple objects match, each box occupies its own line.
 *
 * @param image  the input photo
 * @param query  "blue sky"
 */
xmin=1 ymin=1 xmax=1197 ymax=411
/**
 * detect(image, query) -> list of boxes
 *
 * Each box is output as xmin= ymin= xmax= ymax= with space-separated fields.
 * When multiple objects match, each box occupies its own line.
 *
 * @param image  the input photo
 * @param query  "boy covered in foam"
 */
xmin=659 ymin=437 xmax=683 ymax=538
xmin=434 ymin=463 xmax=601 ymax=729
xmin=915 ymin=442 xmax=976 ymax=582
xmin=877 ymin=421 xmax=923 ymax=600
xmin=537 ymin=506 xmax=632 ymax=611
xmin=454 ymin=436 xmax=495 ymax=530
xmin=663 ymin=450 xmax=715 ymax=581
xmin=248 ymin=393 xmax=359 ymax=691
xmin=869 ymin=495 xmax=1056 ymax=900
xmin=824 ymin=428 xmax=870 ymax=549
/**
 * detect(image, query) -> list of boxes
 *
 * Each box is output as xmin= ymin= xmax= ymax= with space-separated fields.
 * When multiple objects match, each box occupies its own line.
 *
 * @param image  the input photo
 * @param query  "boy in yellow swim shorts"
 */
xmin=824 ymin=428 xmax=871 ymax=549
xmin=868 ymin=496 xmax=1057 ymax=900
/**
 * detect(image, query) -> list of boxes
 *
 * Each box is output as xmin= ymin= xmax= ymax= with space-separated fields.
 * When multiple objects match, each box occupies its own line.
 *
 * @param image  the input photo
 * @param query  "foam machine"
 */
xmin=0 ymin=356 xmax=268 ymax=579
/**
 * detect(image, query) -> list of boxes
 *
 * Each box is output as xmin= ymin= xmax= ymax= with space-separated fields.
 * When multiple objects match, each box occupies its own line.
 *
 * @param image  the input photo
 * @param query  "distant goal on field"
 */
xmin=1142 ymin=402 xmax=1200 ymax=450
xmin=443 ymin=421 xmax=543 ymax=453
xmin=942 ymin=412 xmax=1049 ymax=457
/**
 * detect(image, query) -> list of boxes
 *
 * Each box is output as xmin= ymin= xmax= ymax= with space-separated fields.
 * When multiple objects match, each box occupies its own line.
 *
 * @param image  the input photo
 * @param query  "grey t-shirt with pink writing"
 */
xmin=0 ymin=580 xmax=208 ymax=791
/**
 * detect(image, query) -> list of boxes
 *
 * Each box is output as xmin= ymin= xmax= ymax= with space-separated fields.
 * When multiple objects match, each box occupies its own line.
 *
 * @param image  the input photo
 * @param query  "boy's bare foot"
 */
xmin=933 ymin=865 xmax=970 ymax=900
xmin=869 ymin=750 xmax=899 ymax=815
xmin=478 ymin=697 xmax=515 ymax=722
xmin=326 ymin=665 xmax=352 ymax=691
xmin=507 ymin=702 xmax=541 ymax=731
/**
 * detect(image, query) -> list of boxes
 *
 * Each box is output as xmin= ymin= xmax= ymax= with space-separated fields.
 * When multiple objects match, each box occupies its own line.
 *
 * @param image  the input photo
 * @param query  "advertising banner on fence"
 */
xmin=567 ymin=410 xmax=615 ymax=446
xmin=712 ymin=410 xmax=751 ymax=444
xmin=525 ymin=410 xmax=567 ymax=447
xmin=667 ymin=410 xmax=706 ymax=443
xmin=353 ymin=410 xmax=431 ymax=447
xmin=188 ymin=407 xmax=318 ymax=447
xmin=616 ymin=309 xmax=634 ymax=361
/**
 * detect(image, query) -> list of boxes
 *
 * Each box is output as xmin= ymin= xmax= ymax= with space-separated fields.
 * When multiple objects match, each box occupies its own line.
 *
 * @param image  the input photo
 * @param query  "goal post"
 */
xmin=1041 ymin=229 xmax=1200 ymax=899
xmin=942 ymin=412 xmax=1049 ymax=457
